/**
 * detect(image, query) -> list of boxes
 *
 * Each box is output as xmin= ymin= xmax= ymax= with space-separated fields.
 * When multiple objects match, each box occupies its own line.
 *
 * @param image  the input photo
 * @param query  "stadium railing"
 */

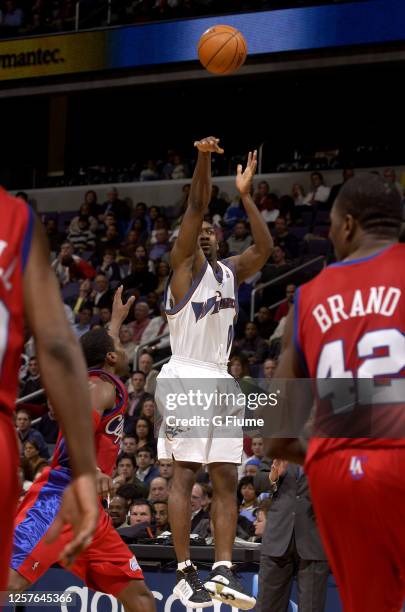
xmin=250 ymin=255 xmax=326 ymax=321
xmin=134 ymin=331 xmax=171 ymax=370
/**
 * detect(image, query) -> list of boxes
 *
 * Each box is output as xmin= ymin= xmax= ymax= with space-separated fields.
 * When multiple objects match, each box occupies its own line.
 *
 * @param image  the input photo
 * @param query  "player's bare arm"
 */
xmin=227 ymin=150 xmax=273 ymax=284
xmin=170 ymin=136 xmax=224 ymax=304
xmin=264 ymin=308 xmax=307 ymax=464
xmin=24 ymin=217 xmax=98 ymax=564
xmin=109 ymin=285 xmax=135 ymax=348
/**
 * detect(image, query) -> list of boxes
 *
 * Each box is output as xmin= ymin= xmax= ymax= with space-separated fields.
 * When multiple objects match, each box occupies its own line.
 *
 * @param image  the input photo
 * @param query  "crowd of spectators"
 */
xmin=0 ymin=0 xmax=367 ymax=39
xmin=14 ymin=165 xmax=405 ymax=560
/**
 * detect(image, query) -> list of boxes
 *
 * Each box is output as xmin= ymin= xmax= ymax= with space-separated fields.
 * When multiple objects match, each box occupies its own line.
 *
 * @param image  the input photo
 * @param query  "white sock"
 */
xmin=178 ymin=560 xmax=193 ymax=571
xmin=212 ymin=560 xmax=232 ymax=570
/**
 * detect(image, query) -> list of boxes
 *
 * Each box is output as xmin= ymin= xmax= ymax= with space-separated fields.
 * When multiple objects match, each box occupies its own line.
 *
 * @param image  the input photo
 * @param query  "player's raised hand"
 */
xmin=112 ymin=285 xmax=135 ymax=325
xmin=236 ymin=150 xmax=257 ymax=196
xmin=194 ymin=136 xmax=224 ymax=154
xmin=45 ymin=472 xmax=99 ymax=567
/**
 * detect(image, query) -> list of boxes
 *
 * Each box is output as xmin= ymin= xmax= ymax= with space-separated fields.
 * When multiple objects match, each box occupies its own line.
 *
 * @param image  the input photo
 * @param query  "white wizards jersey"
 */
xmin=164 ymin=259 xmax=238 ymax=365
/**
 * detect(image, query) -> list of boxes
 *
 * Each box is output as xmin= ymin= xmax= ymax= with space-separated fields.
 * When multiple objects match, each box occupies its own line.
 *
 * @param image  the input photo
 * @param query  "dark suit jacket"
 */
xmin=262 ymin=463 xmax=326 ymax=560
xmin=191 ymin=509 xmax=210 ymax=535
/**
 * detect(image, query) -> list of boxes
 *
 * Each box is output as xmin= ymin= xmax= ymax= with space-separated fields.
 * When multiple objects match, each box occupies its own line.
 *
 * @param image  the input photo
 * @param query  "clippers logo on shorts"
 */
xmin=105 ymin=414 xmax=124 ymax=445
xmin=192 ymin=292 xmax=235 ymax=322
xmin=349 ymin=456 xmax=367 ymax=479
xmin=129 ymin=556 xmax=140 ymax=572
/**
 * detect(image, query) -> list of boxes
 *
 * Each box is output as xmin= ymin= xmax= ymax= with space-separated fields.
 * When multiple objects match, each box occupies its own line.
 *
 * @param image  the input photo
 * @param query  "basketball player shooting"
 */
xmin=156 ymin=137 xmax=272 ymax=609
xmin=268 ymin=174 xmax=405 ymax=612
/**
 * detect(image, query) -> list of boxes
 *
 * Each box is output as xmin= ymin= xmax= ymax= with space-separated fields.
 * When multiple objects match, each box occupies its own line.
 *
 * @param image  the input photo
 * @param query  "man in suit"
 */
xmin=256 ymin=462 xmax=329 ymax=612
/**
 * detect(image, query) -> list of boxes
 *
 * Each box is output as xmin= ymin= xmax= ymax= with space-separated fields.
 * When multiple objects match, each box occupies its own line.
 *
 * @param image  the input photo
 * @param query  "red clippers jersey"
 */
xmin=0 ymin=189 xmax=34 ymax=416
xmin=52 ymin=369 xmax=127 ymax=476
xmin=295 ymin=243 xmax=405 ymax=466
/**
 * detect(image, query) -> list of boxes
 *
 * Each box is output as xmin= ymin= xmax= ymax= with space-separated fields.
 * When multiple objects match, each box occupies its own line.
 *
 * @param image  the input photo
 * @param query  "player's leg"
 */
xmin=307 ymin=449 xmax=405 ymax=612
xmin=116 ymin=580 xmax=156 ymax=612
xmin=169 ymin=460 xmax=200 ymax=562
xmin=204 ymin=462 xmax=255 ymax=610
xmin=168 ymin=460 xmax=212 ymax=608
xmin=0 ymin=414 xmax=20 ymax=591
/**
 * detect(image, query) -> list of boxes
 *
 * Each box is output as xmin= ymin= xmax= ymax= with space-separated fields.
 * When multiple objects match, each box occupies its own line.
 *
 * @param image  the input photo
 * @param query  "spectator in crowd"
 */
xmin=69 ymin=278 xmax=93 ymax=314
xmin=171 ymin=154 xmax=189 ymax=180
xmin=2 ymin=0 xmax=23 ymax=27
xmin=303 ymin=172 xmax=331 ymax=205
xmin=145 ymin=291 xmax=160 ymax=317
xmin=383 ymin=167 xmax=403 ymax=197
xmin=149 ymin=228 xmax=170 ymax=261
xmin=122 ymin=434 xmax=137 ymax=456
xmin=138 ymin=351 xmax=159 ymax=394
xmin=292 ymin=183 xmax=306 ymax=207
xmin=134 ymin=417 xmax=156 ymax=452
xmin=158 ymin=458 xmax=173 ymax=481
xmin=208 ymin=184 xmax=228 ymax=218
xmin=22 ymin=440 xmax=48 ymax=481
xmin=253 ymin=180 xmax=271 ymax=211
xmin=273 ymin=217 xmax=300 ymax=258
xmin=250 ymin=435 xmax=266 ymax=462
xmin=119 ymin=325 xmax=136 ymax=362
xmin=99 ymin=306 xmax=112 ymax=326
xmin=263 ymin=357 xmax=277 ymax=381
xmin=128 ymin=302 xmax=151 ymax=344
xmin=44 ymin=218 xmax=64 ymax=254
xmin=140 ymin=160 xmax=160 ymax=182
xmin=261 ymin=193 xmax=280 ymax=224
xmin=234 ymin=322 xmax=268 ymax=365
xmin=91 ymin=273 xmax=114 ymax=312
xmin=72 ymin=305 xmax=93 ymax=337
xmin=256 ymin=464 xmax=329 ymax=612
xmin=81 ymin=189 xmax=102 ymax=219
xmin=327 ymin=168 xmax=355 ymax=207
xmin=255 ymin=306 xmax=276 ymax=339
xmin=252 ymin=501 xmax=271 ymax=544
xmin=154 ymin=261 xmax=170 ymax=296
xmin=245 ymin=457 xmax=261 ymax=477
xmin=190 ymin=483 xmax=210 ymax=537
xmin=154 ymin=501 xmax=170 ymax=535
xmin=148 ymin=476 xmax=169 ymax=502
xmin=120 ymin=230 xmax=140 ymax=259
xmin=51 ymin=241 xmax=96 ymax=285
xmin=67 ymin=215 xmax=96 ymax=253
xmin=108 ymin=495 xmax=128 ymax=529
xmin=238 ymin=476 xmax=259 ymax=522
xmin=69 ymin=202 xmax=99 ymax=233
xmin=15 ymin=408 xmax=49 ymax=459
xmin=125 ymin=370 xmax=148 ymax=433
xmin=19 ymin=356 xmax=41 ymax=400
xmin=227 ymin=220 xmax=252 ymax=255
xmin=96 ymin=249 xmax=122 ymax=282
xmin=33 ymin=401 xmax=59 ymax=444
xmin=139 ymin=395 xmax=157 ymax=425
xmin=117 ymin=500 xmax=156 ymax=542
xmin=123 ymin=257 xmax=158 ymax=294
xmin=223 ymin=195 xmax=247 ymax=228
xmin=102 ymin=187 xmax=131 ymax=222
xmin=135 ymin=447 xmax=159 ymax=484
xmin=228 ymin=354 xmax=251 ymax=381
xmin=274 ymin=283 xmax=296 ymax=322
xmin=113 ymin=453 xmax=139 ymax=490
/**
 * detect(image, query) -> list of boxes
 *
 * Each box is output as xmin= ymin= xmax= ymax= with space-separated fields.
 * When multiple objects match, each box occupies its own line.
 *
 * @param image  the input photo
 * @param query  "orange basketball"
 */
xmin=198 ymin=25 xmax=247 ymax=75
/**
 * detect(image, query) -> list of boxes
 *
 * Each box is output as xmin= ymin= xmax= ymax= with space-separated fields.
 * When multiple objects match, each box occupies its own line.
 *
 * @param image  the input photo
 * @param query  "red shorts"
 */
xmin=13 ymin=469 xmax=144 ymax=597
xmin=0 ymin=412 xmax=19 ymax=591
xmin=307 ymin=448 xmax=405 ymax=612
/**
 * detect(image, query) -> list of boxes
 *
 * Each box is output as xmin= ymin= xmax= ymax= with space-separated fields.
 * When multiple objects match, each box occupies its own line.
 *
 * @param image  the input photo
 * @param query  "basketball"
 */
xmin=198 ymin=25 xmax=247 ymax=75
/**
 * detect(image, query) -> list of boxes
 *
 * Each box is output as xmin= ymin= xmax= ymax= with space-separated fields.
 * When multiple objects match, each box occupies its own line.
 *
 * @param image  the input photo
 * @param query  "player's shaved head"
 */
xmin=335 ymin=173 xmax=402 ymax=238
xmin=80 ymin=328 xmax=115 ymax=368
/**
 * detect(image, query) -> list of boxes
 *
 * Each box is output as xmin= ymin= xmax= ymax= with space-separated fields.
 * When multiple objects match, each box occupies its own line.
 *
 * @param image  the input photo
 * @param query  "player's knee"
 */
xmin=8 ymin=569 xmax=30 ymax=592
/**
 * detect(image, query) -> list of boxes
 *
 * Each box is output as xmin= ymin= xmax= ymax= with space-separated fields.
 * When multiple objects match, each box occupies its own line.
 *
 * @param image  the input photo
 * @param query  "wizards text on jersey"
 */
xmin=192 ymin=292 xmax=236 ymax=322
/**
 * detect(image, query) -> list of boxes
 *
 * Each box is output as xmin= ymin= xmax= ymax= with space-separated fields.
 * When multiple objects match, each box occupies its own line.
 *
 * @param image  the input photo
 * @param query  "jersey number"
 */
xmin=316 ymin=329 xmax=405 ymax=414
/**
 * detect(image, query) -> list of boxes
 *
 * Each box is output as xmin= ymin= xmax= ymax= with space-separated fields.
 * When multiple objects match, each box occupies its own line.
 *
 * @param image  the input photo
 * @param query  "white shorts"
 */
xmin=156 ymin=356 xmax=244 ymax=465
